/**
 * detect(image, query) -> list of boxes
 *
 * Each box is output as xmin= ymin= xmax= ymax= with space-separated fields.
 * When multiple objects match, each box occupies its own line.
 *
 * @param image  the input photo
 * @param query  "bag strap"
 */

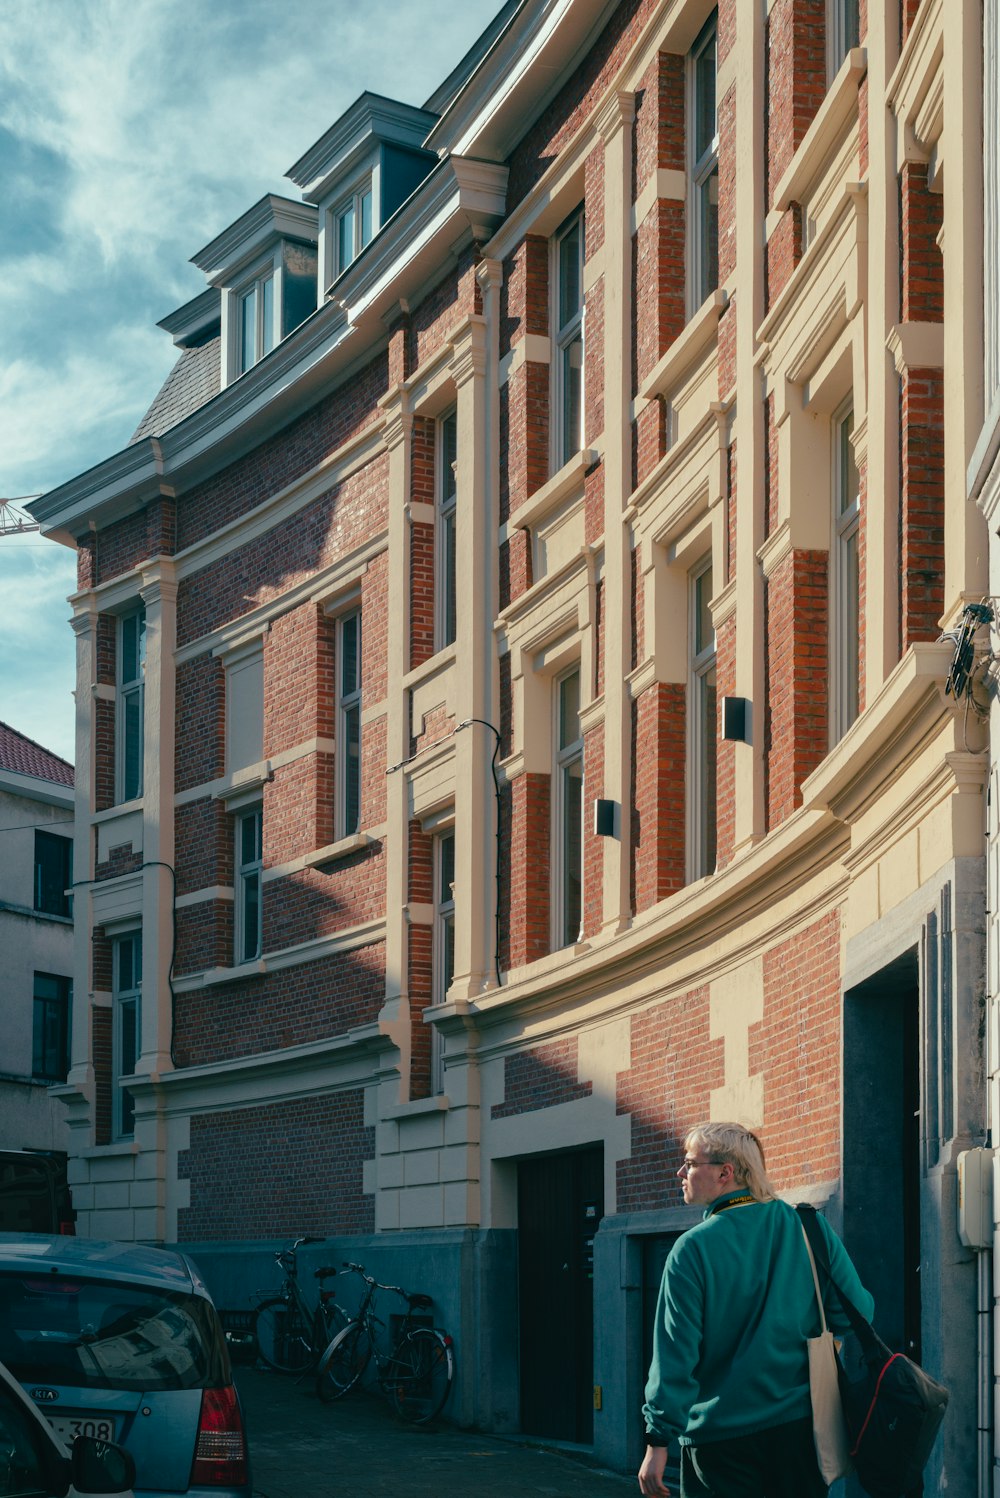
xmin=796 ymin=1204 xmax=886 ymax=1363
xmin=799 ymin=1221 xmax=829 ymax=1335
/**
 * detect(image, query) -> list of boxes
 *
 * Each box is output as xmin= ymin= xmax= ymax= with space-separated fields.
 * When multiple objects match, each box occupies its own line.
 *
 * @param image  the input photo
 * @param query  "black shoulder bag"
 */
xmin=796 ymin=1204 xmax=949 ymax=1498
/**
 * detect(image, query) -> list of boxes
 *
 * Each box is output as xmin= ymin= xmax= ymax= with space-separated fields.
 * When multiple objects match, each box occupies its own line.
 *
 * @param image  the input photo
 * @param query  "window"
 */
xmin=553 ymin=209 xmax=585 ymax=468
xmin=554 ymin=668 xmax=584 ymax=949
xmin=437 ymin=409 xmax=458 ymax=651
xmin=431 ymin=829 xmax=455 ymax=1093
xmin=33 ymin=830 xmax=71 ymax=917
xmin=32 ymin=973 xmax=70 ymax=1082
xmin=690 ymin=562 xmax=717 ymax=880
xmin=238 ymin=267 xmax=275 ymax=375
xmin=334 ymin=181 xmax=373 ymax=275
xmin=832 ymin=405 xmax=860 ymax=741
xmin=113 ymin=933 xmax=141 ymax=1139
xmin=337 ymin=610 xmax=362 ymax=837
xmin=235 ymin=808 xmax=263 ymax=964
xmin=828 ymin=0 xmax=860 ymax=77
xmin=690 ymin=13 xmax=719 ymax=308
xmin=118 ymin=606 xmax=145 ymax=803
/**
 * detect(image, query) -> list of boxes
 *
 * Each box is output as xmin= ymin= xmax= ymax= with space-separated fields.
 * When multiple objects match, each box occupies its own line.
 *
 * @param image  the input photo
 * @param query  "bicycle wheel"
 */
xmin=253 ymin=1297 xmax=312 ymax=1374
xmin=316 ymin=1321 xmax=371 ymax=1403
xmin=386 ymin=1328 xmax=453 ymax=1424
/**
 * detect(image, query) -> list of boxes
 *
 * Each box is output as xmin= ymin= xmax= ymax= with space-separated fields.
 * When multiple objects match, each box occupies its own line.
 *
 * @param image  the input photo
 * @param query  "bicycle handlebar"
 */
xmin=340 ymin=1261 xmax=426 ymax=1303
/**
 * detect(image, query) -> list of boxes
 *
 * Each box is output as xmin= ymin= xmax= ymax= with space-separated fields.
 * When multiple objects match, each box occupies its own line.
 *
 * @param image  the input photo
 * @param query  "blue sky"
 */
xmin=0 ymin=0 xmax=502 ymax=763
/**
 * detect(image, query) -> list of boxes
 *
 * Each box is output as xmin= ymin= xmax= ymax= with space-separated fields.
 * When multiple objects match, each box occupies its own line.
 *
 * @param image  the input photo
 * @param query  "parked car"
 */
xmin=0 ymin=1235 xmax=250 ymax=1496
xmin=0 ymin=1150 xmax=75 ymax=1234
xmin=0 ymin=1352 xmax=135 ymax=1495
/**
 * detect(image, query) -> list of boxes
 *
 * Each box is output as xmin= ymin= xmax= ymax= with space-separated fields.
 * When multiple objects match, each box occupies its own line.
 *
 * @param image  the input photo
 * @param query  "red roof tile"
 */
xmin=0 ymin=721 xmax=74 ymax=787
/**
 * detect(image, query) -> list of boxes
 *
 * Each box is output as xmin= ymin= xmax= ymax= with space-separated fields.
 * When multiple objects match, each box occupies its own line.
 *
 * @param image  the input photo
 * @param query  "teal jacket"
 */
xmin=643 ymin=1193 xmax=874 ymax=1448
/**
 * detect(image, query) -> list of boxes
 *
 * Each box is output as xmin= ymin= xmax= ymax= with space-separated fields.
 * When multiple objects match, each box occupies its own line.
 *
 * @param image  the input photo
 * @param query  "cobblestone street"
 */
xmin=236 ymin=1366 xmax=636 ymax=1498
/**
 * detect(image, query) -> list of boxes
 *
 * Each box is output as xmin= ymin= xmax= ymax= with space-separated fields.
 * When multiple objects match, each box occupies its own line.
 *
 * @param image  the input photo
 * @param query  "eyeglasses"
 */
xmin=679 ymin=1157 xmax=725 ymax=1173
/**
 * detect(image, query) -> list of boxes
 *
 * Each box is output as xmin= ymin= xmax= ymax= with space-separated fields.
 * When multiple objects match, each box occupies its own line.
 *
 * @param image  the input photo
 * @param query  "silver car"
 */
xmin=0 ymin=1353 xmax=135 ymax=1495
xmin=0 ymin=1235 xmax=249 ymax=1497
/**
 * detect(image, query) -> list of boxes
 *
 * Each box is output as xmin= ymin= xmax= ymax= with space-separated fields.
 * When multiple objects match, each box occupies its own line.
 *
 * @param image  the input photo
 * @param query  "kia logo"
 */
xmin=31 ymin=1388 xmax=59 ymax=1402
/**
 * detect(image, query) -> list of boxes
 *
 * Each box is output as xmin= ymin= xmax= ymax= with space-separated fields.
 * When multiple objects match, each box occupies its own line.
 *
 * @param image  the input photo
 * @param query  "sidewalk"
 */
xmin=236 ymin=1366 xmax=636 ymax=1498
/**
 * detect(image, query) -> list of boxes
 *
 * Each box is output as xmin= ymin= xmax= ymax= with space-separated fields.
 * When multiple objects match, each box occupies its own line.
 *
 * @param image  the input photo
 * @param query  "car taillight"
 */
xmin=190 ymin=1386 xmax=248 ymax=1486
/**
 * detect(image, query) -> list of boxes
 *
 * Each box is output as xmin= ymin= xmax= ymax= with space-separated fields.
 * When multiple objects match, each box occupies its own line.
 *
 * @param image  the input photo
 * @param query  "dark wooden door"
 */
xmin=517 ymin=1147 xmax=603 ymax=1442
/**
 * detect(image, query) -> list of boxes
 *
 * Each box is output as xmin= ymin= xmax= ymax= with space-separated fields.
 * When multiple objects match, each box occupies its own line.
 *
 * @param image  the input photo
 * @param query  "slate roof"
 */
xmin=0 ymin=721 xmax=74 ymax=786
xmin=130 ymin=334 xmax=222 ymax=443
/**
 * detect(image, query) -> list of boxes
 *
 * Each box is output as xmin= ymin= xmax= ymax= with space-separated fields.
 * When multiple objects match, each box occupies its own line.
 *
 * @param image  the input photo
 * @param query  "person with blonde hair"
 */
xmin=638 ymin=1121 xmax=872 ymax=1498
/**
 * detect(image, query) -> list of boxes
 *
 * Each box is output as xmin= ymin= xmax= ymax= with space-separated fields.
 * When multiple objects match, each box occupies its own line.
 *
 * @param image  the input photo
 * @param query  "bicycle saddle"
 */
xmin=407 ymin=1293 xmax=433 ymax=1309
xmin=315 ymin=1266 xmax=339 ymax=1279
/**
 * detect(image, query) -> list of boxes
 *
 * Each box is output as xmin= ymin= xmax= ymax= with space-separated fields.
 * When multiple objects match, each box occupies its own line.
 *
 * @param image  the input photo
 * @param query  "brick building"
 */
xmin=30 ymin=0 xmax=987 ymax=1483
xmin=0 ymin=724 xmax=74 ymax=1156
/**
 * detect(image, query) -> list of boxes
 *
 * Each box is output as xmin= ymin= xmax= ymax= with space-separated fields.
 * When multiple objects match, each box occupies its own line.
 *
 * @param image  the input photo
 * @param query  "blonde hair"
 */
xmin=685 ymin=1122 xmax=775 ymax=1203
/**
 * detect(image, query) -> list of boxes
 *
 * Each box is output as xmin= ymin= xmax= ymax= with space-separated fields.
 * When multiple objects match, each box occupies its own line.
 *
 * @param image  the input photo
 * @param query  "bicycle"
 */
xmin=315 ymin=1261 xmax=454 ymax=1424
xmin=252 ymin=1235 xmax=350 ymax=1374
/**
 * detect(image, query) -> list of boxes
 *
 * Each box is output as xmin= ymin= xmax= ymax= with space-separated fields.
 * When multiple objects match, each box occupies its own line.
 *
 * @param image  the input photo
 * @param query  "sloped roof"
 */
xmin=0 ymin=722 xmax=74 ymax=786
xmin=131 ymin=335 xmax=222 ymax=443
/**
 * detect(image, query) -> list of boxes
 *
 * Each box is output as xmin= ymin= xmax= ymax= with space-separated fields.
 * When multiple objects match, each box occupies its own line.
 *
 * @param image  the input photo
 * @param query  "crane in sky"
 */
xmin=0 ymin=497 xmax=41 ymax=536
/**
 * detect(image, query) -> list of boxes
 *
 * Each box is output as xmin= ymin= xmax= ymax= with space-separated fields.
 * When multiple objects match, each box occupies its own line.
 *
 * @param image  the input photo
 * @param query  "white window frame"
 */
xmin=831 ymin=402 xmax=860 ymax=743
xmin=431 ymin=828 xmax=456 ymax=1093
xmin=116 ymin=606 xmax=145 ymax=804
xmin=688 ymin=559 xmax=717 ymax=882
xmin=332 ymin=177 xmax=374 ymax=278
xmin=553 ymin=666 xmax=584 ymax=950
xmin=827 ymin=0 xmax=860 ymax=81
xmin=688 ymin=12 xmax=719 ymax=312
xmin=436 ymin=408 xmax=458 ymax=652
xmin=235 ymin=806 xmax=263 ymax=965
xmin=236 ymin=260 xmax=276 ymax=376
xmin=337 ymin=608 xmax=363 ymax=838
xmin=552 ymin=208 xmax=585 ymax=470
xmin=113 ymin=931 xmax=141 ymax=1141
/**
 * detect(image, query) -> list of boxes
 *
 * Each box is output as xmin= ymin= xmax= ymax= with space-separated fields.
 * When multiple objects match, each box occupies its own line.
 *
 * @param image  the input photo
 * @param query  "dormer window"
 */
xmin=191 ymin=196 xmax=319 ymax=387
xmin=335 ymin=181 xmax=373 ymax=276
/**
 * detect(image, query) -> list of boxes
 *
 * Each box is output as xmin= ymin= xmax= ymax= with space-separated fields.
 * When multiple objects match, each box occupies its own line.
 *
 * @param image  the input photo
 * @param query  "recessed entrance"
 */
xmin=517 ymin=1146 xmax=603 ymax=1443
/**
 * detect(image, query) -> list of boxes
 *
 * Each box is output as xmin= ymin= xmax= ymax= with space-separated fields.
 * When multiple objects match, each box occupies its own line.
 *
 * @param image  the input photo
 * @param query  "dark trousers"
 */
xmin=680 ymin=1415 xmax=828 ymax=1498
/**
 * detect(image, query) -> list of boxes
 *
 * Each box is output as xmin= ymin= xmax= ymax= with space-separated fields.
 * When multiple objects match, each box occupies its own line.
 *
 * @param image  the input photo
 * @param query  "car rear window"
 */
xmin=0 ymin=1273 xmax=229 ymax=1392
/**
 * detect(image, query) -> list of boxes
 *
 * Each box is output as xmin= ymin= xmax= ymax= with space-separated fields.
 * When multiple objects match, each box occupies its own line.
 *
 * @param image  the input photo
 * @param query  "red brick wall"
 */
xmin=94 ymin=843 xmax=143 ymax=884
xmin=95 ymin=616 xmax=116 ymax=813
xmin=263 ymin=604 xmax=336 ymax=861
xmin=177 ymin=1091 xmax=374 ymax=1242
xmin=407 ymin=819 xmax=434 ymax=1100
xmin=900 ymin=162 xmax=943 ymax=323
xmin=407 ymin=247 xmax=481 ymax=372
xmin=172 ymin=944 xmax=385 ymax=1067
xmin=615 ymin=985 xmax=722 ymax=1212
xmin=753 ymin=910 xmax=842 ymax=1190
xmin=900 ymin=369 xmax=945 ymax=647
xmin=93 ymin=1006 xmax=112 ymax=1146
xmin=92 ymin=497 xmax=176 ymax=587
xmin=410 ymin=416 xmax=436 ymax=670
xmin=501 ymin=773 xmax=550 ymax=969
xmin=174 ymin=353 xmax=388 ymax=554
xmin=175 ymin=655 xmax=225 ymax=793
xmin=764 ymin=550 xmax=829 ymax=828
xmin=715 ymin=618 xmax=737 ymax=868
xmin=631 ymin=683 xmax=686 ymax=913
xmin=766 ymin=0 xmax=827 ymax=205
xmin=491 ymin=1037 xmax=592 ymax=1118
xmin=582 ymin=721 xmax=604 ymax=940
xmin=500 ymin=236 xmax=549 ymax=539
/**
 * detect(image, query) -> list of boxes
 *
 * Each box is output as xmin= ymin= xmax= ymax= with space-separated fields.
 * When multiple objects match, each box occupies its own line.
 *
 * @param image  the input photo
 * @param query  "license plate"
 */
xmin=46 ymin=1413 xmax=116 ymax=1444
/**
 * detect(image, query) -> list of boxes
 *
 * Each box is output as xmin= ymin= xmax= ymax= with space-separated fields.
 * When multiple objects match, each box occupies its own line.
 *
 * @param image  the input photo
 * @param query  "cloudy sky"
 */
xmin=0 ymin=0 xmax=502 ymax=763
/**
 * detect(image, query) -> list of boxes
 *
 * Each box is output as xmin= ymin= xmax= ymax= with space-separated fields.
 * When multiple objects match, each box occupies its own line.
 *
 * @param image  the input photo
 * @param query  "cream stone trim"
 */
xmin=498 ymin=447 xmax=596 ymax=544
xmin=579 ymin=692 xmax=606 ymax=730
xmin=886 ymin=321 xmax=945 ymax=374
xmin=498 ymin=334 xmax=552 ymax=390
xmin=633 ymin=168 xmax=687 ymax=233
xmin=770 ymin=47 xmax=866 ymax=216
xmin=174 ymin=886 xmax=234 ymax=909
xmin=172 ymin=915 xmax=386 ymax=992
xmin=410 ymin=655 xmax=456 ymax=740
xmin=407 ymin=501 xmax=435 ymax=525
xmin=261 ymin=830 xmax=381 ymax=880
xmin=640 ymin=290 xmax=728 ymax=403
xmin=887 ymin=0 xmax=944 ymax=167
xmin=144 ymin=1030 xmax=391 ymax=1116
xmin=174 ymin=531 xmax=386 ymax=664
xmin=173 ymin=739 xmax=334 ymax=807
xmin=91 ymin=872 xmax=143 ymax=932
xmin=625 ymin=660 xmax=657 ymax=700
xmin=756 ymin=519 xmax=793 ymax=580
xmin=711 ymin=576 xmax=737 ymax=627
xmin=406 ymin=735 xmax=457 ymax=823
xmin=583 ymin=249 xmax=604 ymax=294
xmin=403 ymin=644 xmax=457 ymax=691
xmin=495 ymin=548 xmax=590 ymax=634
